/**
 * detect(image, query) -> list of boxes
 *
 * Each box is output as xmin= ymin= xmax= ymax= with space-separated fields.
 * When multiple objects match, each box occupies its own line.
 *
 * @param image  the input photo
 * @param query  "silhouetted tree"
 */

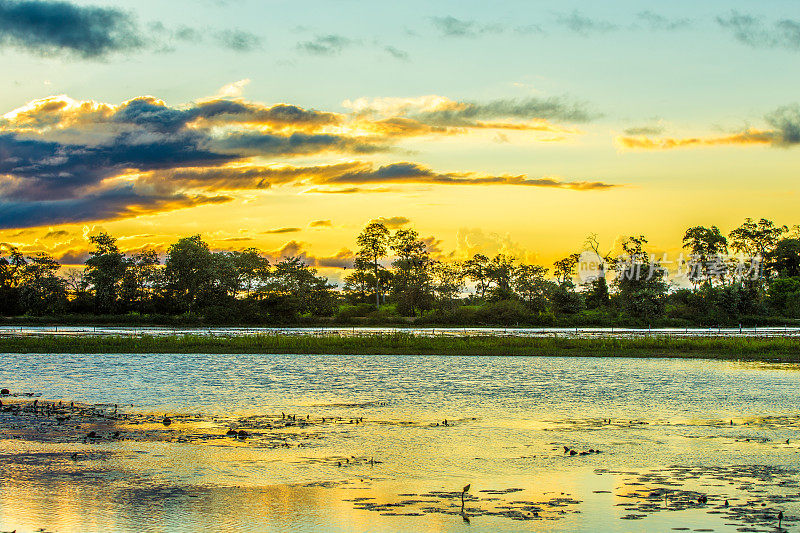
xmin=85 ymin=232 xmax=126 ymax=314
xmin=357 ymin=222 xmax=390 ymax=308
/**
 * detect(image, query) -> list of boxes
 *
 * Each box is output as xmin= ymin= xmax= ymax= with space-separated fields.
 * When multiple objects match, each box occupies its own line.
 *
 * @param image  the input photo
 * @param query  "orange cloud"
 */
xmin=615 ymin=128 xmax=774 ymax=150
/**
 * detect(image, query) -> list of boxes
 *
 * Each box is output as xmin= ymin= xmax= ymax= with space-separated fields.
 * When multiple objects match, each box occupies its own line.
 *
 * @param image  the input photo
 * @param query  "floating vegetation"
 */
xmin=599 ymin=465 xmax=800 ymax=530
xmin=347 ymin=488 xmax=583 ymax=521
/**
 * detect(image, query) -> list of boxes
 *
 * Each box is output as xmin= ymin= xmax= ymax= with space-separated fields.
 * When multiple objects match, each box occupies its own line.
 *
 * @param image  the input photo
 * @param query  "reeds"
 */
xmin=1 ymin=332 xmax=799 ymax=361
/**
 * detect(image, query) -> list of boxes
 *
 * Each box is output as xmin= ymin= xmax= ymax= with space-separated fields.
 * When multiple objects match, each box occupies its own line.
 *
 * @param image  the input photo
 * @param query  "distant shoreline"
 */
xmin=1 ymin=333 xmax=799 ymax=362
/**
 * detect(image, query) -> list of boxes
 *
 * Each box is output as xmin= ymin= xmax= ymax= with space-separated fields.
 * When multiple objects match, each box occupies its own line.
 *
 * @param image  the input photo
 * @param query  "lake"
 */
xmin=1 ymin=353 xmax=798 ymax=532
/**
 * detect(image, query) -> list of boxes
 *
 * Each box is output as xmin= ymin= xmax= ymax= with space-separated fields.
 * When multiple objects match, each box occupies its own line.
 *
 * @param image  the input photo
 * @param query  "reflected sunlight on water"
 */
xmin=0 ymin=354 xmax=799 ymax=532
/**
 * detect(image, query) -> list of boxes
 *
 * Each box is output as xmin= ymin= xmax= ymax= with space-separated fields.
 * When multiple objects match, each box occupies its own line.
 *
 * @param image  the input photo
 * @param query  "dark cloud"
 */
xmin=214 ymin=29 xmax=260 ymax=51
xmin=557 ymin=11 xmax=617 ymax=35
xmin=56 ymin=248 xmax=90 ymax=264
xmin=218 ymin=131 xmax=388 ymax=156
xmin=309 ymin=219 xmax=332 ymax=228
xmin=431 ymin=16 xmax=502 ymax=37
xmin=0 ymin=131 xmax=235 ymax=200
xmin=262 ymin=227 xmax=301 ymax=234
xmin=623 ymin=124 xmax=666 ymax=136
xmin=312 ymin=248 xmax=354 ymax=268
xmin=717 ymin=11 xmax=800 ymax=51
xmin=371 ymin=216 xmax=410 ymax=229
xmin=765 ymin=105 xmax=800 ymax=145
xmin=0 ymin=186 xmax=232 ymax=229
xmin=413 ymin=96 xmax=598 ymax=125
xmin=0 ymin=0 xmax=142 ymax=58
xmin=43 ymin=229 xmax=70 ymax=238
xmin=326 ymin=162 xmax=618 ymax=190
xmin=297 ymin=34 xmax=354 ymax=55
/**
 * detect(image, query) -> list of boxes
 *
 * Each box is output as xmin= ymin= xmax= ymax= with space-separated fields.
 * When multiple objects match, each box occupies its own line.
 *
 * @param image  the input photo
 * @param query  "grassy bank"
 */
xmin=1 ymin=333 xmax=799 ymax=362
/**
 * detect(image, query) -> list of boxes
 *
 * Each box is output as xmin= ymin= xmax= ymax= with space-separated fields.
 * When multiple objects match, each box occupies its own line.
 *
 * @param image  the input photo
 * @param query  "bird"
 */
xmin=461 ymin=484 xmax=471 ymax=514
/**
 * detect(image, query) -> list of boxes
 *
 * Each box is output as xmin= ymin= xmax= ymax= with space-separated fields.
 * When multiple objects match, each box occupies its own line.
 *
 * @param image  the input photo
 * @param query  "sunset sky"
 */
xmin=1 ymin=0 xmax=799 ymax=280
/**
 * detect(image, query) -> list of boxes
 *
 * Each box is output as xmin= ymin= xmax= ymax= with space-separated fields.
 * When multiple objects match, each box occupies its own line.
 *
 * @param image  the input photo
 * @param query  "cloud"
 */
xmin=43 ymin=228 xmax=70 ymax=238
xmin=56 ymin=248 xmax=90 ymax=264
xmin=214 ymin=29 xmax=260 ymax=51
xmin=322 ymin=161 xmax=618 ymax=190
xmin=214 ymin=79 xmax=251 ymax=99
xmin=616 ymin=130 xmax=772 ymax=150
xmin=0 ymin=186 xmax=232 ymax=229
xmin=617 ymin=105 xmax=800 ymax=150
xmin=0 ymin=0 xmax=261 ymax=58
xmin=0 ymin=92 xmax=616 ymax=228
xmin=262 ymin=227 xmax=301 ymax=234
xmin=383 ymin=45 xmax=409 ymax=60
xmin=297 ymin=34 xmax=354 ymax=55
xmin=313 ymin=248 xmax=354 ymax=268
xmin=218 ymin=131 xmax=388 ymax=156
xmin=0 ymin=0 xmax=143 ymax=58
xmin=717 ymin=11 xmax=800 ymax=51
xmin=623 ymin=124 xmax=666 ymax=136
xmin=344 ymin=94 xmax=597 ymax=133
xmin=557 ymin=11 xmax=617 ymax=35
xmin=636 ymin=11 xmax=691 ymax=31
xmin=146 ymin=160 xmax=618 ymax=192
xmin=765 ymin=105 xmax=800 ymax=145
xmin=431 ymin=16 xmax=503 ymax=38
xmin=371 ymin=216 xmax=410 ymax=229
xmin=309 ymin=219 xmax=332 ymax=227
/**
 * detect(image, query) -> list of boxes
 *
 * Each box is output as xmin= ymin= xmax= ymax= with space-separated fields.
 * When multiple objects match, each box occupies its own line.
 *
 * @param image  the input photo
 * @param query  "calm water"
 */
xmin=1 ymin=354 xmax=799 ymax=532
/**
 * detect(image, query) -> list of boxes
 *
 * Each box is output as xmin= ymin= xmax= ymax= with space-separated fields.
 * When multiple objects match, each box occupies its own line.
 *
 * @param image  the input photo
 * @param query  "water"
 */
xmin=1 ymin=354 xmax=799 ymax=532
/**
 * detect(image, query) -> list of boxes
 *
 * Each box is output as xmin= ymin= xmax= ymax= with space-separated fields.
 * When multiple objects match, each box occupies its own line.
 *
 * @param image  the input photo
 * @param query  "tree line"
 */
xmin=1 ymin=217 xmax=799 ymax=326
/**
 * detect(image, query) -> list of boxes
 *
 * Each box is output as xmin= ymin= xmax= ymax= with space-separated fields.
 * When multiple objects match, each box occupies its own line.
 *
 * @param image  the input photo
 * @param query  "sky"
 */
xmin=1 ymin=0 xmax=799 ymax=279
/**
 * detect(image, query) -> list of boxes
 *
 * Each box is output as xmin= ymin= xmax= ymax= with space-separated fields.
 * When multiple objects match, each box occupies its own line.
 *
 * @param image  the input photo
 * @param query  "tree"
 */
xmin=389 ymin=229 xmax=433 ymax=315
xmin=119 ymin=250 xmax=161 ymax=313
xmin=462 ymin=254 xmax=491 ymax=299
xmin=0 ymin=244 xmax=26 ymax=315
xmin=18 ymin=253 xmax=67 ymax=315
xmin=343 ymin=258 xmax=376 ymax=304
xmin=765 ymin=238 xmax=800 ymax=278
xmin=63 ymin=268 xmax=93 ymax=313
xmin=356 ymin=222 xmax=390 ymax=308
xmin=486 ymin=254 xmax=516 ymax=300
xmin=682 ymin=225 xmax=728 ymax=288
xmin=513 ymin=264 xmax=549 ymax=312
xmin=612 ymin=236 xmax=668 ymax=321
xmin=259 ymin=257 xmax=335 ymax=320
xmin=430 ymin=260 xmax=465 ymax=310
xmin=164 ymin=235 xmax=216 ymax=312
xmin=85 ymin=232 xmax=127 ymax=314
xmin=230 ymin=248 xmax=271 ymax=298
xmin=553 ymin=254 xmax=580 ymax=285
xmin=729 ymin=218 xmax=787 ymax=280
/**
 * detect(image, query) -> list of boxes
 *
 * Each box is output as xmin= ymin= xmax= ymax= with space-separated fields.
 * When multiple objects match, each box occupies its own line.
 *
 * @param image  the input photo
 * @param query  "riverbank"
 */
xmin=2 ymin=333 xmax=800 ymax=361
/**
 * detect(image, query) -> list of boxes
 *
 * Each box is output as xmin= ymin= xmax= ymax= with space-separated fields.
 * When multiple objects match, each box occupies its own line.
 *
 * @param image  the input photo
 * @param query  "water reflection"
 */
xmin=1 ymin=355 xmax=799 ymax=532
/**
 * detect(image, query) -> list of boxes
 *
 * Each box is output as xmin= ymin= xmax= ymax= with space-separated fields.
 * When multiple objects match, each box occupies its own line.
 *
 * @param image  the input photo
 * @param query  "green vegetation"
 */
xmin=2 ymin=333 xmax=799 ymax=362
xmin=1 ymin=217 xmax=800 ymax=327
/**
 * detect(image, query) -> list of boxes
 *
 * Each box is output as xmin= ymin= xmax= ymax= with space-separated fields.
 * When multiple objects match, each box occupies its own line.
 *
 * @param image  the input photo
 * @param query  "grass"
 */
xmin=1 ymin=333 xmax=799 ymax=362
